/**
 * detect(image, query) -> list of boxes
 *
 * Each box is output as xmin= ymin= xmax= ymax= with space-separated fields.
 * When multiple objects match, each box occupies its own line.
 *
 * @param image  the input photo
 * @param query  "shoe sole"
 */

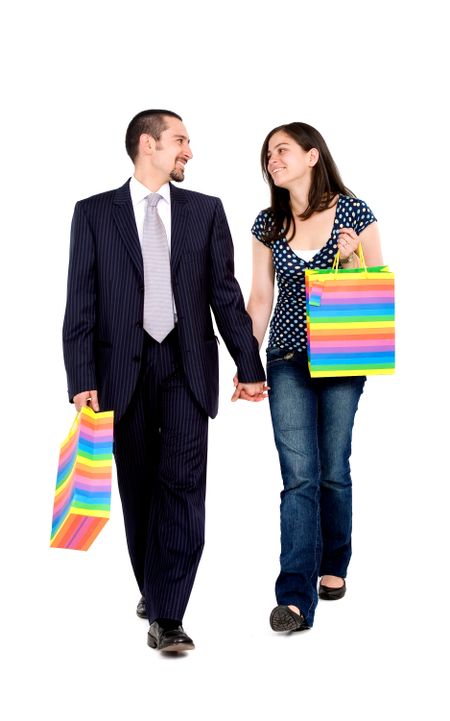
xmin=270 ymin=606 xmax=308 ymax=632
xmin=147 ymin=635 xmax=195 ymax=652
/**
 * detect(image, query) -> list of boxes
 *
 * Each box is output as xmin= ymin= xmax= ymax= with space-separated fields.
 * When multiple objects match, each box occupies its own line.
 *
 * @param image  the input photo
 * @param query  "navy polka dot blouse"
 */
xmin=251 ymin=194 xmax=377 ymax=352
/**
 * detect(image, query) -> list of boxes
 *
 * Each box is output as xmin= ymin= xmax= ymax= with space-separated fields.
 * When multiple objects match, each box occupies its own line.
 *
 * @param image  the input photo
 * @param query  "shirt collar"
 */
xmin=129 ymin=176 xmax=171 ymax=205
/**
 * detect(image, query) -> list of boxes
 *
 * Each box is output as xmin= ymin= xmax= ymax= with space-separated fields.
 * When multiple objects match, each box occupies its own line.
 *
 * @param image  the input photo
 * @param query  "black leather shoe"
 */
xmin=136 ymin=596 xmax=147 ymax=619
xmin=147 ymin=621 xmax=195 ymax=652
xmin=269 ymin=605 xmax=309 ymax=632
xmin=319 ymin=579 xmax=346 ymax=600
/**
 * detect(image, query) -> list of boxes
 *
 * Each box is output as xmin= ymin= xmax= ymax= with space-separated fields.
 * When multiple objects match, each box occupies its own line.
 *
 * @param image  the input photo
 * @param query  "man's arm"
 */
xmin=208 ymin=198 xmax=266 ymax=393
xmin=62 ymin=202 xmax=98 ymax=403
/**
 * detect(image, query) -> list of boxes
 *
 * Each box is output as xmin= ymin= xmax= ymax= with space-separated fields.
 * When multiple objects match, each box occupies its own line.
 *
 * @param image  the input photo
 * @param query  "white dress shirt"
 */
xmin=129 ymin=176 xmax=171 ymax=248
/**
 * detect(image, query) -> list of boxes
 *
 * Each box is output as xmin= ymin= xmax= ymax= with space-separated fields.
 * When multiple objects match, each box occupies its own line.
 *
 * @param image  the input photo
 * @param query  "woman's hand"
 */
xmin=337 ymin=227 xmax=360 ymax=262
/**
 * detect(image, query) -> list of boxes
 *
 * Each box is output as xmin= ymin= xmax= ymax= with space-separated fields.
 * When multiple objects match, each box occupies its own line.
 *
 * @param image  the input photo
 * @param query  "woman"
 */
xmin=246 ymin=122 xmax=383 ymax=633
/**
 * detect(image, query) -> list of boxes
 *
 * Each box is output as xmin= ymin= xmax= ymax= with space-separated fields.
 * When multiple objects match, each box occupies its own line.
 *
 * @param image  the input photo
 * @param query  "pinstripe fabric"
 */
xmin=62 ymin=179 xmax=265 ymax=620
xmin=114 ymin=331 xmax=208 ymax=621
xmin=63 ymin=180 xmax=265 ymax=421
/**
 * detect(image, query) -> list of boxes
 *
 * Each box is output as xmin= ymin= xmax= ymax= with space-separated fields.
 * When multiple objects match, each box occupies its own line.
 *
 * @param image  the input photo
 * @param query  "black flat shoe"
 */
xmin=147 ymin=621 xmax=195 ymax=652
xmin=319 ymin=579 xmax=346 ymax=600
xmin=136 ymin=596 xmax=147 ymax=618
xmin=269 ymin=605 xmax=309 ymax=632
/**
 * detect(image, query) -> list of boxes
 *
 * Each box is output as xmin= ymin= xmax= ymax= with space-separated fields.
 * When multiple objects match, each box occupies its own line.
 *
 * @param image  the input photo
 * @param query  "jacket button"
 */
xmin=132 ymin=355 xmax=141 ymax=362
xmin=136 ymin=321 xmax=143 ymax=328
xmin=139 ymin=285 xmax=144 ymax=293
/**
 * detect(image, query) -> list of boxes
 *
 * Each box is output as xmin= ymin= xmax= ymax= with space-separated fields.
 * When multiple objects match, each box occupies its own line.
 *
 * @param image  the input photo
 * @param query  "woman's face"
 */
xmin=266 ymin=131 xmax=315 ymax=189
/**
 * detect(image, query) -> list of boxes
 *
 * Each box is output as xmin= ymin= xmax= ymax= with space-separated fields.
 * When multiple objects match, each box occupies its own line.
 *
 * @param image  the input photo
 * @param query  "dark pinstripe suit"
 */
xmin=63 ymin=180 xmax=265 ymax=621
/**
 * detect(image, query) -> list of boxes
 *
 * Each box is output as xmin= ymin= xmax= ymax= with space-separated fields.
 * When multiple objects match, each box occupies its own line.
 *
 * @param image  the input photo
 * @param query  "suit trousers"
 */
xmin=114 ymin=329 xmax=209 ymax=623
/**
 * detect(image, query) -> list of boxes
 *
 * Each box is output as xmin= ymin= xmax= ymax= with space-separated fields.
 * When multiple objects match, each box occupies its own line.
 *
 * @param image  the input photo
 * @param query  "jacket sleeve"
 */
xmin=62 ymin=201 xmax=97 ymax=401
xmin=209 ymin=199 xmax=266 ymax=383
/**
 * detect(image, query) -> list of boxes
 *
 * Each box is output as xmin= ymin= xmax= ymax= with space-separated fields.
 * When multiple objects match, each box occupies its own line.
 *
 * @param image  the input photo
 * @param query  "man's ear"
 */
xmin=139 ymin=133 xmax=155 ymax=156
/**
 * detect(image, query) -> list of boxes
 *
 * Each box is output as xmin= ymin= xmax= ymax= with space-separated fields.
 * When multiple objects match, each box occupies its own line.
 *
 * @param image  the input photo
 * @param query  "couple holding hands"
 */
xmin=63 ymin=109 xmax=382 ymax=652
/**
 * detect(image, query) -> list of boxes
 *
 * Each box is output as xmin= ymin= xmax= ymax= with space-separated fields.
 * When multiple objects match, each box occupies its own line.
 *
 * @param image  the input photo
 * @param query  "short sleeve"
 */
xmin=350 ymin=198 xmax=377 ymax=235
xmin=251 ymin=209 xmax=275 ymax=248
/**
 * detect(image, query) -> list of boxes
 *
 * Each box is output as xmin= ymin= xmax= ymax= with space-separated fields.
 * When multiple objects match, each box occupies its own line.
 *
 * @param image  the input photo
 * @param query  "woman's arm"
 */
xmin=246 ymin=237 xmax=275 ymax=349
xmin=359 ymin=221 xmax=383 ymax=266
xmin=338 ymin=221 xmax=383 ymax=269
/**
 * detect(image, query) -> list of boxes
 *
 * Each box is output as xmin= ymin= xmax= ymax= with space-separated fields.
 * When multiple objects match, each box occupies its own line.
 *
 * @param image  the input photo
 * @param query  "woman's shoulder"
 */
xmin=252 ymin=207 xmax=276 ymax=226
xmin=251 ymin=208 xmax=276 ymax=244
xmin=338 ymin=194 xmax=374 ymax=213
xmin=338 ymin=194 xmax=377 ymax=232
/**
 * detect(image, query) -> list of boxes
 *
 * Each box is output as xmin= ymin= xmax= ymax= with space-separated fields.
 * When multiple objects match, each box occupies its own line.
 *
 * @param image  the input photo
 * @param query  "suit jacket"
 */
xmin=63 ymin=180 xmax=265 ymax=420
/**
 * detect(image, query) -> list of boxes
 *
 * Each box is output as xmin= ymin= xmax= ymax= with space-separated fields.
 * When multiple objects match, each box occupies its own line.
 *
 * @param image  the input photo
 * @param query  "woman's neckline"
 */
xmin=284 ymin=194 xmax=342 ymax=253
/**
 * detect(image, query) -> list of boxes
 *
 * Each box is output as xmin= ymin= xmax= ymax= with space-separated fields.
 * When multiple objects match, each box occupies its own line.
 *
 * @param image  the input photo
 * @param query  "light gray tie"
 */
xmin=142 ymin=193 xmax=175 ymax=342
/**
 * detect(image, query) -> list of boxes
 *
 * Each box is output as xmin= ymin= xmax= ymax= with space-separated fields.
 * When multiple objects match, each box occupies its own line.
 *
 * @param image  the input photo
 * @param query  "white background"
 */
xmin=1 ymin=1 xmax=448 ymax=719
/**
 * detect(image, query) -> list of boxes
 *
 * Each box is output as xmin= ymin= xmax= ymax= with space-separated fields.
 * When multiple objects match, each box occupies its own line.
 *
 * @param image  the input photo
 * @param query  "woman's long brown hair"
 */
xmin=260 ymin=122 xmax=354 ymax=242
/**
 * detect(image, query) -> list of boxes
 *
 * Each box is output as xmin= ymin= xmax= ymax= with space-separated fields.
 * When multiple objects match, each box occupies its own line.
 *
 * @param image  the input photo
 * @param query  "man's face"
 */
xmin=152 ymin=117 xmax=193 ymax=182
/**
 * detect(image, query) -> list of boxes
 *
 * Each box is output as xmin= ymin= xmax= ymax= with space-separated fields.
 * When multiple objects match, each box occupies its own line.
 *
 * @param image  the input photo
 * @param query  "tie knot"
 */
xmin=147 ymin=193 xmax=162 ymax=208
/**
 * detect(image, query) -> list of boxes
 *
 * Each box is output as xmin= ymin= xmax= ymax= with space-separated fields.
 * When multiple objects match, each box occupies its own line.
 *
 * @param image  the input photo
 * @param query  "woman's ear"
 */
xmin=308 ymin=147 xmax=319 ymax=167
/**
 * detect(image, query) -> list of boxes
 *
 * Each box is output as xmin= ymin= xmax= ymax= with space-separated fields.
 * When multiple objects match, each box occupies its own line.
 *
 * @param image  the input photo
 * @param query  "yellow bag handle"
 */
xmin=67 ymin=405 xmax=94 ymax=437
xmin=332 ymin=242 xmax=368 ymax=277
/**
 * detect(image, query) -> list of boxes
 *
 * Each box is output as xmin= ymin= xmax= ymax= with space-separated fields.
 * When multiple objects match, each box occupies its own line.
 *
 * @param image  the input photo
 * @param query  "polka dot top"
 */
xmin=251 ymin=194 xmax=377 ymax=352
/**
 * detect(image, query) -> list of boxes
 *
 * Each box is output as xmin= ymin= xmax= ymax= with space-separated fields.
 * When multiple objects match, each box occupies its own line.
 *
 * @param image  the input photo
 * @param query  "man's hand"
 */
xmin=231 ymin=375 xmax=269 ymax=402
xmin=73 ymin=390 xmax=100 ymax=412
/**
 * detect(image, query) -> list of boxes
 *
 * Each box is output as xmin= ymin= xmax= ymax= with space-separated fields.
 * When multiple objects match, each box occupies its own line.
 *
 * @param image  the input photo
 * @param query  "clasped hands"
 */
xmin=231 ymin=375 xmax=269 ymax=402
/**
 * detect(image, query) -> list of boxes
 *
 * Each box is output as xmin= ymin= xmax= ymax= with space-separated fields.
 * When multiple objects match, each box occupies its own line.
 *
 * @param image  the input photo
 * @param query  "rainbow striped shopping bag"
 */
xmin=305 ymin=246 xmax=395 ymax=377
xmin=50 ymin=406 xmax=114 ymax=550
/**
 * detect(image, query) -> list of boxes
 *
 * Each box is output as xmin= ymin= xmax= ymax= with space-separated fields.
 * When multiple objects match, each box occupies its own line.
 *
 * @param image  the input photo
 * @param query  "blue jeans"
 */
xmin=267 ymin=348 xmax=365 ymax=627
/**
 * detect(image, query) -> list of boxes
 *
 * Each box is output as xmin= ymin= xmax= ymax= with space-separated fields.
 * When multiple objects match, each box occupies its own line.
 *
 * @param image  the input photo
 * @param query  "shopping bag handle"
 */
xmin=68 ymin=409 xmax=83 ymax=436
xmin=67 ymin=405 xmax=93 ymax=436
xmin=333 ymin=242 xmax=368 ymax=276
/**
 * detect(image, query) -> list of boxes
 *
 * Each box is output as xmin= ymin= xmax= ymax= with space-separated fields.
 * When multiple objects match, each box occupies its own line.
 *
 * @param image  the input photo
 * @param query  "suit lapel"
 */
xmin=170 ymin=184 xmax=189 ymax=275
xmin=112 ymin=180 xmax=144 ymax=280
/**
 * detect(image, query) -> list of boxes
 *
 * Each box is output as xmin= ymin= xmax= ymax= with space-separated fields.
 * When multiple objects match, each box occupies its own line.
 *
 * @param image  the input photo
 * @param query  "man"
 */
xmin=63 ymin=109 xmax=266 ymax=653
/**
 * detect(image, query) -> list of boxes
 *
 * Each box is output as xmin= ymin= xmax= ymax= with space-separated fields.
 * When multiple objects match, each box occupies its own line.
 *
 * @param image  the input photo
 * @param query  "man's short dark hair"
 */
xmin=125 ymin=109 xmax=183 ymax=162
